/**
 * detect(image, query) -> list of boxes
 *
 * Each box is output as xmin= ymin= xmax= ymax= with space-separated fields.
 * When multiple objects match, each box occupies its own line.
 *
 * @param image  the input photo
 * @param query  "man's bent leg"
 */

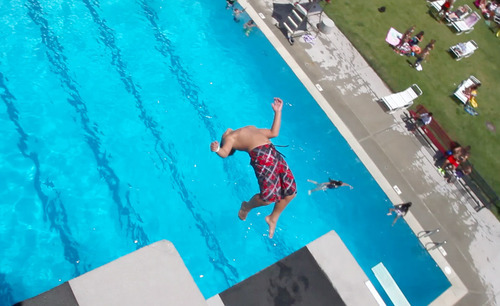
xmin=239 ymin=194 xmax=271 ymax=221
xmin=265 ymin=193 xmax=296 ymax=238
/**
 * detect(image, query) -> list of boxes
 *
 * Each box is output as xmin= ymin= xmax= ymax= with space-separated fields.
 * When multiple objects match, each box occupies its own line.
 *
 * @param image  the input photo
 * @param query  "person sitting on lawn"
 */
xmin=414 ymin=39 xmax=435 ymax=68
xmin=395 ymin=25 xmax=415 ymax=54
xmin=409 ymin=31 xmax=424 ymax=46
xmin=474 ymin=0 xmax=487 ymax=11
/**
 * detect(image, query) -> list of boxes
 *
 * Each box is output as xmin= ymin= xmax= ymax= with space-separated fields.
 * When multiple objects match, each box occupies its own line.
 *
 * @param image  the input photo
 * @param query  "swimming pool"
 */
xmin=0 ymin=0 xmax=450 ymax=305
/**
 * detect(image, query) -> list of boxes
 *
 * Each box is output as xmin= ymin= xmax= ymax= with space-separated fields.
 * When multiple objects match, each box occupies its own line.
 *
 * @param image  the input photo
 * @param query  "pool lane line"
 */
xmin=0 ymin=72 xmax=82 ymax=277
xmin=138 ymin=0 xmax=302 ymax=286
xmin=138 ymin=0 xmax=298 ymax=283
xmin=26 ymin=0 xmax=150 ymax=250
xmin=82 ymin=0 xmax=239 ymax=286
xmin=137 ymin=0 xmax=251 ymax=199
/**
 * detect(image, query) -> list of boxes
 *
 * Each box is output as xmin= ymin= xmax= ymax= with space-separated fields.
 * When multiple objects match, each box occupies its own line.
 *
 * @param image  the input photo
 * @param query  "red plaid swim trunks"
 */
xmin=249 ymin=143 xmax=297 ymax=202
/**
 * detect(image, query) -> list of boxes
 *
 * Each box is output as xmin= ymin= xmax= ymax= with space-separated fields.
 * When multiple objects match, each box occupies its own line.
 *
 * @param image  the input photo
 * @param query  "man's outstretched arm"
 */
xmin=261 ymin=97 xmax=283 ymax=139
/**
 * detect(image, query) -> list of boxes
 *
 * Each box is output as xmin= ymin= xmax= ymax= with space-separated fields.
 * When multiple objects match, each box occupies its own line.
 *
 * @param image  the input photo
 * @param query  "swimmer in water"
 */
xmin=244 ymin=19 xmax=256 ymax=36
xmin=308 ymin=178 xmax=353 ymax=195
xmin=233 ymin=8 xmax=242 ymax=22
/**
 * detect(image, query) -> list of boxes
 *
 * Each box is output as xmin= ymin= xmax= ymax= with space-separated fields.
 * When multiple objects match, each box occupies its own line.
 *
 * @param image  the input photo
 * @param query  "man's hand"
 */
xmin=210 ymin=141 xmax=220 ymax=152
xmin=272 ymin=97 xmax=283 ymax=113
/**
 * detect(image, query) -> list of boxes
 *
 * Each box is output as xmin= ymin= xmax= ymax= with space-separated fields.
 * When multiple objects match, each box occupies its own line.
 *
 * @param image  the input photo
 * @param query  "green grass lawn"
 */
xmin=323 ymin=0 xmax=500 ymax=209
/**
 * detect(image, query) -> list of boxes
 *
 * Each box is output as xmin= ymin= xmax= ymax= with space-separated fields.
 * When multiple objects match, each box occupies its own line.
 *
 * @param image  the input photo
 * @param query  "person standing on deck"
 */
xmin=210 ymin=97 xmax=297 ymax=238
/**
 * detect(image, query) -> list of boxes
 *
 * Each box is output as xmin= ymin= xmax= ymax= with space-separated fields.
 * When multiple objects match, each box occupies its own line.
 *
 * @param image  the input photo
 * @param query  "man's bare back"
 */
xmin=210 ymin=97 xmax=282 ymax=157
xmin=218 ymin=126 xmax=271 ymax=153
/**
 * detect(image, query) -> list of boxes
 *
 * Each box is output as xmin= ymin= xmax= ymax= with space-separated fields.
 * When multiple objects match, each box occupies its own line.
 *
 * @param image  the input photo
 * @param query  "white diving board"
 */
xmin=372 ymin=262 xmax=410 ymax=306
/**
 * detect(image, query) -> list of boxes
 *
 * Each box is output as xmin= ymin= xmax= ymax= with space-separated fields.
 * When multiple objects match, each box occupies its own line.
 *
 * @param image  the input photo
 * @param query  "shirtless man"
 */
xmin=210 ymin=97 xmax=297 ymax=238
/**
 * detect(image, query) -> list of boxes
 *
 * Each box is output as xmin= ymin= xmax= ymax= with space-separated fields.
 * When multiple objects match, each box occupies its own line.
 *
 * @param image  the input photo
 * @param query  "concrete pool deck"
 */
xmin=238 ymin=0 xmax=500 ymax=305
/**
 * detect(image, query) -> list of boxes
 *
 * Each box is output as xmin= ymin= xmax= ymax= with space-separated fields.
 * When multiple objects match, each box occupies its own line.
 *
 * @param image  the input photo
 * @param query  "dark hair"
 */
xmin=328 ymin=179 xmax=343 ymax=188
xmin=428 ymin=112 xmax=433 ymax=116
xmin=398 ymin=202 xmax=412 ymax=214
xmin=416 ymin=31 xmax=424 ymax=39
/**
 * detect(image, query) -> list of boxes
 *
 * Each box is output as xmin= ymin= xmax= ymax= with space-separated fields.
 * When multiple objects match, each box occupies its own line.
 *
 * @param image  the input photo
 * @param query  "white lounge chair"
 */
xmin=427 ymin=0 xmax=447 ymax=19
xmin=444 ymin=4 xmax=473 ymax=23
xmin=454 ymin=75 xmax=480 ymax=104
xmin=448 ymin=11 xmax=481 ymax=34
xmin=449 ymin=40 xmax=478 ymax=60
xmin=379 ymin=84 xmax=423 ymax=113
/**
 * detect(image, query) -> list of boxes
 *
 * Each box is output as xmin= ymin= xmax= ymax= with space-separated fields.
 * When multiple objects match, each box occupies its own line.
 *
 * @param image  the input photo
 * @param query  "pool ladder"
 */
xmin=426 ymin=240 xmax=447 ymax=251
xmin=282 ymin=3 xmax=308 ymax=45
xmin=417 ymin=228 xmax=440 ymax=238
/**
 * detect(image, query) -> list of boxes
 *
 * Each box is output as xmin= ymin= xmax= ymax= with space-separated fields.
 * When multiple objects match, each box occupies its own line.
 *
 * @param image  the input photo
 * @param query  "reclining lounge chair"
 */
xmin=454 ymin=75 xmax=481 ymax=104
xmin=447 ymin=11 xmax=481 ymax=34
xmin=444 ymin=4 xmax=473 ymax=23
xmin=379 ymin=84 xmax=423 ymax=113
xmin=449 ymin=40 xmax=478 ymax=60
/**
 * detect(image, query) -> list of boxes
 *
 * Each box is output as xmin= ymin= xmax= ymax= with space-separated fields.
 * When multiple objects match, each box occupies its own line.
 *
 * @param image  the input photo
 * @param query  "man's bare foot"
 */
xmin=238 ymin=202 xmax=249 ymax=221
xmin=265 ymin=215 xmax=277 ymax=239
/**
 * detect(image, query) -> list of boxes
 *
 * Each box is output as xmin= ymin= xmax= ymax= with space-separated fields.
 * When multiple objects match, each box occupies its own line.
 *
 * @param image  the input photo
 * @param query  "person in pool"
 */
xmin=387 ymin=202 xmax=412 ymax=226
xmin=244 ymin=20 xmax=256 ymax=36
xmin=210 ymin=97 xmax=297 ymax=239
xmin=226 ymin=0 xmax=236 ymax=9
xmin=233 ymin=8 xmax=243 ymax=22
xmin=307 ymin=178 xmax=353 ymax=195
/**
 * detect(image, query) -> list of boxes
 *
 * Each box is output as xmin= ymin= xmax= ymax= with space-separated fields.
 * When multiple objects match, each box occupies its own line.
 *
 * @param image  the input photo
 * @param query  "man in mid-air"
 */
xmin=210 ymin=97 xmax=296 ymax=238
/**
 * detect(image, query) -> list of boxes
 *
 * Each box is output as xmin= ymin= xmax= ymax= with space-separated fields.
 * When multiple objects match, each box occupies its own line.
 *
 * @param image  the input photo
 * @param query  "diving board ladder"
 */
xmin=372 ymin=262 xmax=410 ymax=306
xmin=283 ymin=3 xmax=308 ymax=45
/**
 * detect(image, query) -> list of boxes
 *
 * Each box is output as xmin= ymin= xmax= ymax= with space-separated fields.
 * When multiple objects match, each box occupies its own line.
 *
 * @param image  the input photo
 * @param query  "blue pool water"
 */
xmin=0 ymin=0 xmax=450 ymax=305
